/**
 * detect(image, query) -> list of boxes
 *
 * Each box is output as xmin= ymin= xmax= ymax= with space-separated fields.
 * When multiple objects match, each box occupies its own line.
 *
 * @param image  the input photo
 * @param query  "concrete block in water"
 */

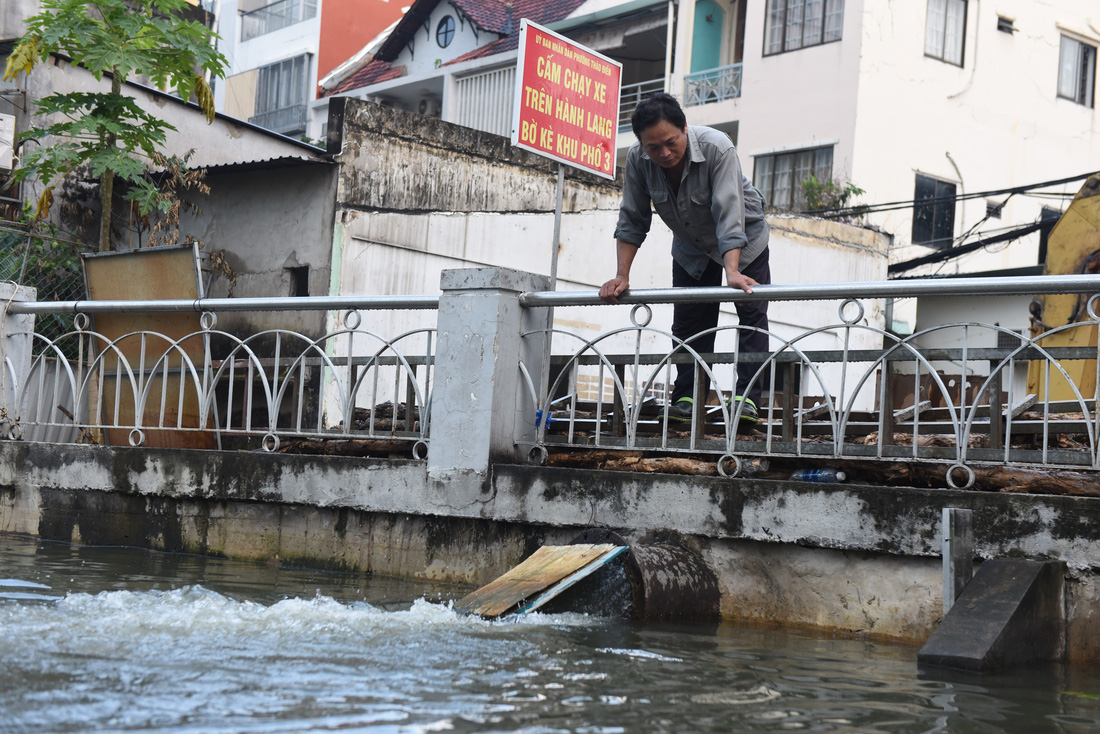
xmin=918 ymin=559 xmax=1065 ymax=673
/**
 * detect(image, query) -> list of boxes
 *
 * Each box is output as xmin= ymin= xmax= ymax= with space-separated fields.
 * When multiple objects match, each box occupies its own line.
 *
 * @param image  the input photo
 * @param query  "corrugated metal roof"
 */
xmin=179 ymin=155 xmax=333 ymax=174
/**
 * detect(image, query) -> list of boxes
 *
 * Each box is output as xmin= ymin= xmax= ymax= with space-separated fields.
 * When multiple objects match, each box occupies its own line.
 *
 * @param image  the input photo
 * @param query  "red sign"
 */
xmin=511 ymin=19 xmax=622 ymax=179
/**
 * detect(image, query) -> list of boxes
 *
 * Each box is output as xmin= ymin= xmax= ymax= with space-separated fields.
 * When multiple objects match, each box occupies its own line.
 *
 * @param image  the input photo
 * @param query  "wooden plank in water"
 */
xmin=456 ymin=544 xmax=621 ymax=618
xmin=515 ymin=545 xmax=628 ymax=615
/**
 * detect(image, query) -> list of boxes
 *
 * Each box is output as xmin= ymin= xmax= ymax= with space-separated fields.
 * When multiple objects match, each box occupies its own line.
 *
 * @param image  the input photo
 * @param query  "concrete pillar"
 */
xmin=428 ymin=268 xmax=549 ymax=497
xmin=0 ymin=282 xmax=36 ymax=438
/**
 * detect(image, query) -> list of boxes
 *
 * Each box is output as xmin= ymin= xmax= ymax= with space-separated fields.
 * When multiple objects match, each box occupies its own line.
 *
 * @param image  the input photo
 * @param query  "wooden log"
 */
xmin=277 ymin=438 xmax=412 ymax=456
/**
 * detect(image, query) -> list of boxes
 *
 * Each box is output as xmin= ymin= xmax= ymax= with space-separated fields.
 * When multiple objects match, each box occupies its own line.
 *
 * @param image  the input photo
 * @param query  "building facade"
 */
xmin=324 ymin=0 xmax=1100 ymax=284
xmin=213 ymin=0 xmax=406 ymax=140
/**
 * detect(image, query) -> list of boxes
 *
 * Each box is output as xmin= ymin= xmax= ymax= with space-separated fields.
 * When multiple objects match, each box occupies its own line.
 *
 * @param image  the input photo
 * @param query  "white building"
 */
xmin=214 ymin=0 xmax=407 ymax=140
xmin=323 ymin=0 xmax=1100 ymax=286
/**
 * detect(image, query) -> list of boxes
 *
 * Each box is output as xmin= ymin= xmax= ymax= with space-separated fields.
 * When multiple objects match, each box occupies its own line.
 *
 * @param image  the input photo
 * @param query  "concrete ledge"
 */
xmin=3 ymin=442 xmax=1100 ymax=656
xmin=918 ymin=559 xmax=1066 ymax=673
xmin=3 ymin=444 xmax=1100 ymax=569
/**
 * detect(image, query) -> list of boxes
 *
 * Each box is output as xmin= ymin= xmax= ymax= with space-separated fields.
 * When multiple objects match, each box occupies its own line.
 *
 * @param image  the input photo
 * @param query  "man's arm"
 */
xmin=708 ymin=144 xmax=753 ymax=288
xmin=723 ymin=247 xmax=758 ymax=294
xmin=600 ymin=240 xmax=639 ymax=304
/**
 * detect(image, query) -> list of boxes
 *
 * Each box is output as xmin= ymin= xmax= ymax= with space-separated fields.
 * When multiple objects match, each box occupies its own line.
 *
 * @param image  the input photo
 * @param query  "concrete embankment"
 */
xmin=2 ymin=441 xmax=1099 ymax=662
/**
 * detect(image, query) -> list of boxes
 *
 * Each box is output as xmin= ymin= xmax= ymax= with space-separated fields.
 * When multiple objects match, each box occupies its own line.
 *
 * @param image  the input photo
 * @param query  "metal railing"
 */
xmin=683 ymin=63 xmax=743 ymax=107
xmin=517 ymin=276 xmax=1100 ymax=487
xmin=241 ymin=0 xmax=318 ymax=41
xmin=8 ymin=275 xmax=1100 ymax=487
xmin=249 ymin=104 xmax=309 ymax=136
xmin=5 ymin=295 xmax=439 ymax=456
xmin=619 ymin=77 xmax=665 ymax=129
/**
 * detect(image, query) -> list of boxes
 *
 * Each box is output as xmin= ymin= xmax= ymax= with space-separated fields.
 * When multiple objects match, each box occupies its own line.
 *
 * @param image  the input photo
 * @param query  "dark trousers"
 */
xmin=670 ymin=247 xmax=771 ymax=405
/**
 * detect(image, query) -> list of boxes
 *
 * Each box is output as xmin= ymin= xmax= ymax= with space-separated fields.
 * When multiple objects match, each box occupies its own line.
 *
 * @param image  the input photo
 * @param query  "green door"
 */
xmin=692 ymin=0 xmax=724 ymax=73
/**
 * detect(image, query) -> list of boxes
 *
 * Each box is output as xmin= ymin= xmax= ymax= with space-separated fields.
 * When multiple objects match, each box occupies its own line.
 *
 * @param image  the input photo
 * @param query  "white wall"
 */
xmin=391 ymin=5 xmax=496 ymax=78
xmin=851 ymin=0 xmax=1100 ymax=274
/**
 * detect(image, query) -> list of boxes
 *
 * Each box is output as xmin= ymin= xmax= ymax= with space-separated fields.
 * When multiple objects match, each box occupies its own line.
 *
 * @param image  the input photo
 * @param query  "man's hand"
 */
xmin=600 ymin=275 xmax=630 ymax=304
xmin=726 ymin=270 xmax=758 ymax=294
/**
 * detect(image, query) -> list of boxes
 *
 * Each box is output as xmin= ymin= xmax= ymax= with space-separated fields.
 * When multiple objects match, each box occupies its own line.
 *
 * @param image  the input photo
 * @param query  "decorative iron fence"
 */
xmin=8 ymin=275 xmax=1100 ymax=487
xmin=518 ymin=276 xmax=1100 ymax=486
xmin=683 ymin=63 xmax=743 ymax=107
xmin=5 ymin=296 xmax=438 ymax=455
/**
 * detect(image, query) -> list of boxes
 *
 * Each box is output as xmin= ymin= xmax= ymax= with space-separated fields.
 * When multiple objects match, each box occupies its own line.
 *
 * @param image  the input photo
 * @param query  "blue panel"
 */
xmin=692 ymin=0 xmax=725 ymax=73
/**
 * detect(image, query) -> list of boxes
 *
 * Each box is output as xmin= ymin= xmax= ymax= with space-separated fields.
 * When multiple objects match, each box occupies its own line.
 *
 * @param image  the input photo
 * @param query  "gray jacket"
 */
xmin=613 ymin=125 xmax=769 ymax=279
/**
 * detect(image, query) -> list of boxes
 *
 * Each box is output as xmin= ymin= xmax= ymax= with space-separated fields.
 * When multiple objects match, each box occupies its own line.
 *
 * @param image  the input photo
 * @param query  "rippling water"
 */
xmin=2 ymin=534 xmax=1100 ymax=733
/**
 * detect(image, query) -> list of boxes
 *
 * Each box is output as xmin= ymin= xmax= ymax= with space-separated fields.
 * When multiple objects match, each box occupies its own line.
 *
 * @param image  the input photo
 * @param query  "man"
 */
xmin=599 ymin=93 xmax=770 ymax=424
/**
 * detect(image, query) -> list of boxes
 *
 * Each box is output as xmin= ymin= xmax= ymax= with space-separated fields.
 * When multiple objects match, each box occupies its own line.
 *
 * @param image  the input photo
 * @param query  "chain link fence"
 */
xmin=0 ymin=222 xmax=88 ymax=353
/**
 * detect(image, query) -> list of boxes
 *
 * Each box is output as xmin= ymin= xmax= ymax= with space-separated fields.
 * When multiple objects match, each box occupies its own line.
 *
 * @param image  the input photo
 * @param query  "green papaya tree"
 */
xmin=3 ymin=0 xmax=226 ymax=251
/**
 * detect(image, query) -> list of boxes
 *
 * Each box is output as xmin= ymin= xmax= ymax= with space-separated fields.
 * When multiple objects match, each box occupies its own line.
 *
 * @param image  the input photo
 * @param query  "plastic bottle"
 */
xmin=789 ymin=468 xmax=846 ymax=483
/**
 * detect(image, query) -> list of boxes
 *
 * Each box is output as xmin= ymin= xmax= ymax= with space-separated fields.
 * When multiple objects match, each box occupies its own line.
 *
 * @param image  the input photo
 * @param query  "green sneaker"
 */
xmin=731 ymin=396 xmax=758 ymax=424
xmin=668 ymin=397 xmax=695 ymax=423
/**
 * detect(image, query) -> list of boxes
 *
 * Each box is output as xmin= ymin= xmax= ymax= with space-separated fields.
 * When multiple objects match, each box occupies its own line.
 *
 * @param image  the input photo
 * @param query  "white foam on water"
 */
xmin=0 ymin=578 xmax=52 ymax=589
xmin=595 ymin=647 xmax=683 ymax=662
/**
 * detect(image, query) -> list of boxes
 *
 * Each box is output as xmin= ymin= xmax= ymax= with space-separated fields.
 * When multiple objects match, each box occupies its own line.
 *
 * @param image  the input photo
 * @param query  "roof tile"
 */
xmin=328 ymin=59 xmax=405 ymax=96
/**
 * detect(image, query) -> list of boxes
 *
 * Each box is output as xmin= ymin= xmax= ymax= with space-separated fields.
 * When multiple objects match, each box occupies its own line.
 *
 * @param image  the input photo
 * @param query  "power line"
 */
xmin=888 ymin=221 xmax=1045 ymax=275
xmin=803 ymin=170 xmax=1097 ymax=218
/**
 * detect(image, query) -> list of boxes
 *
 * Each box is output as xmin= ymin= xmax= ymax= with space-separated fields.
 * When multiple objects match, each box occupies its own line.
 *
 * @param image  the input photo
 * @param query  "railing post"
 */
xmin=428 ymin=268 xmax=549 ymax=492
xmin=942 ymin=507 xmax=975 ymax=614
xmin=0 ymin=283 xmax=36 ymax=437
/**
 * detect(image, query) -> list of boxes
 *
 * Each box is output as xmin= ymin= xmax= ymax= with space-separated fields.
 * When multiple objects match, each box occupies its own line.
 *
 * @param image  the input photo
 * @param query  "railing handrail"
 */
xmin=9 ymin=275 xmax=1100 ymax=314
xmin=6 ymin=294 xmax=442 ymax=315
xmin=519 ymin=275 xmax=1100 ymax=308
xmin=684 ymin=61 xmax=744 ymax=79
xmin=240 ymin=0 xmax=309 ymax=17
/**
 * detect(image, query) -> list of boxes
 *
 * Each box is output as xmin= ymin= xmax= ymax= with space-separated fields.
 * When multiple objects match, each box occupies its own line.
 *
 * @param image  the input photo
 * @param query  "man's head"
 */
xmin=631 ymin=93 xmax=688 ymax=170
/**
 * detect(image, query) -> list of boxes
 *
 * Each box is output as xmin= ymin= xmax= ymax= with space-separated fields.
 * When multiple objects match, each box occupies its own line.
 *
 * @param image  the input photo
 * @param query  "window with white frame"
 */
xmin=1058 ymin=35 xmax=1096 ymax=108
xmin=752 ymin=145 xmax=833 ymax=211
xmin=925 ymin=0 xmax=967 ymax=65
xmin=763 ymin=0 xmax=844 ymax=56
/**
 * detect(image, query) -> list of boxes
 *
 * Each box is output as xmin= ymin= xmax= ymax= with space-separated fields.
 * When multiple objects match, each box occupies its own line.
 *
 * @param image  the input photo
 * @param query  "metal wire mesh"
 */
xmin=0 ymin=224 xmax=87 ymax=353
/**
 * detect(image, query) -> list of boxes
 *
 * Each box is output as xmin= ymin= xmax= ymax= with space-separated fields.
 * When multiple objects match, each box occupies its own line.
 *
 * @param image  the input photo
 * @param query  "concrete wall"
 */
xmin=4 ymin=440 xmax=1100 ymax=660
xmin=179 ymin=160 xmax=339 ymax=336
xmin=0 ymin=0 xmax=37 ymax=39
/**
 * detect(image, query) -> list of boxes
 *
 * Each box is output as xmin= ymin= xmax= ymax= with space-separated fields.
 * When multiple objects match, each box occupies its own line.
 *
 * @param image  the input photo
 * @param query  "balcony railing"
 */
xmin=249 ymin=104 xmax=308 ymax=136
xmin=683 ymin=63 xmax=743 ymax=107
xmin=619 ymin=77 xmax=665 ymax=129
xmin=241 ymin=0 xmax=318 ymax=41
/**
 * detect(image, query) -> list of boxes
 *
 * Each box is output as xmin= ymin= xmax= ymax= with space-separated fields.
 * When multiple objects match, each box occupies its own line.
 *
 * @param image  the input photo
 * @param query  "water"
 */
xmin=2 ymin=535 xmax=1100 ymax=733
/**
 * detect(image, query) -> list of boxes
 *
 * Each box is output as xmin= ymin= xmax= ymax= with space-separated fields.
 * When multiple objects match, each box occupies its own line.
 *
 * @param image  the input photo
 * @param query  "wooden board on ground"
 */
xmin=456 ymin=544 xmax=624 ymax=618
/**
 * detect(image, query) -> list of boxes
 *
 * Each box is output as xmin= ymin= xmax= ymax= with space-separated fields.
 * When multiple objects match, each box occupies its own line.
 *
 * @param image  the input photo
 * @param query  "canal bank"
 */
xmin=2 ymin=441 xmax=1099 ymax=663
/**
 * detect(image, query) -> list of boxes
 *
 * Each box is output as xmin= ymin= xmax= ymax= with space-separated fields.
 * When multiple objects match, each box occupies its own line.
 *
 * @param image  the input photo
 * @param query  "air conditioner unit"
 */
xmin=417 ymin=96 xmax=441 ymax=118
xmin=0 ymin=113 xmax=14 ymax=173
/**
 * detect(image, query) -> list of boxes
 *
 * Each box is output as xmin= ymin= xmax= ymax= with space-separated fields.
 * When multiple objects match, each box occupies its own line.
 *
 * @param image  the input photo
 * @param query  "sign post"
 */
xmin=510 ymin=19 xmax=622 ymax=446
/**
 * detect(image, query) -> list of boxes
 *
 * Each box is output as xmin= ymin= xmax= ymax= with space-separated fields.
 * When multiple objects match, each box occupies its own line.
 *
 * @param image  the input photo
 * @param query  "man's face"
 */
xmin=639 ymin=120 xmax=687 ymax=169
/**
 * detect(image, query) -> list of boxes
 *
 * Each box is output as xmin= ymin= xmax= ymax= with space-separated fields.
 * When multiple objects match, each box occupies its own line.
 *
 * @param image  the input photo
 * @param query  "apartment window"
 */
xmin=753 ymin=145 xmax=833 ymax=211
xmin=1058 ymin=35 xmax=1096 ymax=108
xmin=912 ymin=174 xmax=956 ymax=249
xmin=763 ymin=0 xmax=844 ymax=56
xmin=241 ymin=0 xmax=318 ymax=42
xmin=925 ymin=0 xmax=967 ymax=65
xmin=251 ymin=55 xmax=310 ymax=135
